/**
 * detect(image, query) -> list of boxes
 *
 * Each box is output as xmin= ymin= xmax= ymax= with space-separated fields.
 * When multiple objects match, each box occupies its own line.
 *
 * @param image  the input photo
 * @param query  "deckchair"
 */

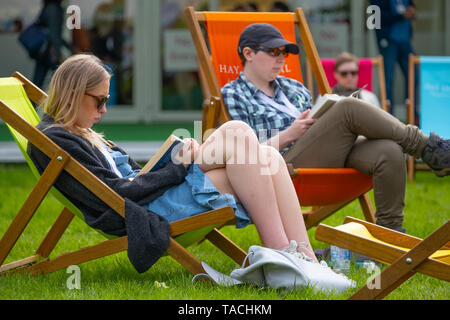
xmin=406 ymin=55 xmax=450 ymax=181
xmin=0 ymin=72 xmax=247 ymax=276
xmin=305 ymin=56 xmax=389 ymax=112
xmin=185 ymin=7 xmax=375 ymax=229
xmin=315 ymin=216 xmax=450 ymax=299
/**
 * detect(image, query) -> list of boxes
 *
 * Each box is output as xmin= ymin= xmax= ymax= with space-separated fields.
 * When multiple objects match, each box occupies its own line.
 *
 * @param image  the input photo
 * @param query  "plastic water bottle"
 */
xmin=356 ymin=260 xmax=376 ymax=271
xmin=330 ymin=245 xmax=350 ymax=275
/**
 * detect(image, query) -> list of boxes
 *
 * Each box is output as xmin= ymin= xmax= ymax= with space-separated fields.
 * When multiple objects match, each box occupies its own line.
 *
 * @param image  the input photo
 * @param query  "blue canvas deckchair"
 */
xmin=406 ymin=55 xmax=450 ymax=181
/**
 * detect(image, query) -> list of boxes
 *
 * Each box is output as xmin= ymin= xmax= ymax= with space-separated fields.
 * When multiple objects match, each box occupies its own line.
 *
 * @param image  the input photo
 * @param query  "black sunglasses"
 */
xmin=338 ymin=70 xmax=358 ymax=77
xmin=252 ymin=46 xmax=289 ymax=58
xmin=85 ymin=92 xmax=110 ymax=110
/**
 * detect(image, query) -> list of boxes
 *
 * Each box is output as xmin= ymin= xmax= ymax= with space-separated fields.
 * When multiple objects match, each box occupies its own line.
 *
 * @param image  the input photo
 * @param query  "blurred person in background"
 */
xmin=33 ymin=0 xmax=71 ymax=88
xmin=271 ymin=1 xmax=290 ymax=12
xmin=370 ymin=0 xmax=418 ymax=122
xmin=332 ymin=52 xmax=381 ymax=108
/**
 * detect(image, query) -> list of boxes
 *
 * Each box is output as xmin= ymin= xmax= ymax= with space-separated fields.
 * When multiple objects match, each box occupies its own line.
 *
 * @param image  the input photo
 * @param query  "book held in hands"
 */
xmin=306 ymin=94 xmax=344 ymax=119
xmin=138 ymin=134 xmax=184 ymax=175
xmin=306 ymin=86 xmax=366 ymax=119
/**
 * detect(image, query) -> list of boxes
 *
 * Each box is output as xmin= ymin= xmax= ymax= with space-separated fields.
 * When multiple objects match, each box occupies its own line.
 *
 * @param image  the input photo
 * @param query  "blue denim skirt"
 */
xmin=144 ymin=164 xmax=251 ymax=229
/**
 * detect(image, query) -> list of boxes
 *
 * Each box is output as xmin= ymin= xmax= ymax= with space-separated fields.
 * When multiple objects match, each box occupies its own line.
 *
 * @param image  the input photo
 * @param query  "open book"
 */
xmin=137 ymin=134 xmax=184 ymax=175
xmin=306 ymin=94 xmax=343 ymax=119
xmin=306 ymin=86 xmax=367 ymax=119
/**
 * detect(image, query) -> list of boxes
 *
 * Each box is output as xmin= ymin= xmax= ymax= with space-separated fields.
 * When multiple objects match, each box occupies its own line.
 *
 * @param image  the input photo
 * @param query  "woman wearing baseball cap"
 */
xmin=222 ymin=23 xmax=450 ymax=233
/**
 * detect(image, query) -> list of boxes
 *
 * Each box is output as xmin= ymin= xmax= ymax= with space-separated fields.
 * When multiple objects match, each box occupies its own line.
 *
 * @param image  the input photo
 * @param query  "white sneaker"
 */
xmin=320 ymin=260 xmax=329 ymax=267
xmin=281 ymin=245 xmax=356 ymax=293
xmin=316 ymin=259 xmax=356 ymax=290
xmin=282 ymin=240 xmax=314 ymax=263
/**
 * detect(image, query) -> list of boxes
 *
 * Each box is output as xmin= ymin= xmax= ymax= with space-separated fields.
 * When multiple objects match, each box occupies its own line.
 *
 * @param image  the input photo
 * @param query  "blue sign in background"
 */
xmin=420 ymin=56 xmax=450 ymax=139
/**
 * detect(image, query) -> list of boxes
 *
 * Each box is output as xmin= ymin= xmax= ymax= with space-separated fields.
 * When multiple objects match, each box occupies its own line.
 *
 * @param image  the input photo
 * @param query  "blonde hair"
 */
xmin=41 ymin=53 xmax=110 ymax=148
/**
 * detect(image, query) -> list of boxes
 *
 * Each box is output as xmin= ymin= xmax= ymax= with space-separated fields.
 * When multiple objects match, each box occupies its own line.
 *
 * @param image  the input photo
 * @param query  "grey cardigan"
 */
xmin=27 ymin=114 xmax=188 ymax=273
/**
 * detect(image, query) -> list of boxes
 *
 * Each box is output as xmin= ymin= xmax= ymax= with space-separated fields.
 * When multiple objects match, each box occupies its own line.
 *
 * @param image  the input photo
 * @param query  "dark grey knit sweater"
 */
xmin=27 ymin=114 xmax=188 ymax=273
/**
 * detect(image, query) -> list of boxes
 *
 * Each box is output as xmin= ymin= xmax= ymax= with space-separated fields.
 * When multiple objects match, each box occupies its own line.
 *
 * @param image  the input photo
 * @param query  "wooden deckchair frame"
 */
xmin=315 ymin=216 xmax=450 ymax=299
xmin=406 ymin=54 xmax=431 ymax=181
xmin=185 ymin=7 xmax=376 ymax=229
xmin=305 ymin=55 xmax=389 ymax=112
xmin=187 ymin=7 xmax=330 ymax=133
xmin=0 ymin=72 xmax=247 ymax=276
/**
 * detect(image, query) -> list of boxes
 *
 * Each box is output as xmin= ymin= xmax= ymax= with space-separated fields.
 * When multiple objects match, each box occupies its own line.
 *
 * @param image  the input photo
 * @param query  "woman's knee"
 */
xmin=220 ymin=121 xmax=259 ymax=147
xmin=220 ymin=120 xmax=253 ymax=133
xmin=334 ymin=97 xmax=373 ymax=115
xmin=261 ymin=145 xmax=283 ymax=160
xmin=260 ymin=145 xmax=288 ymax=174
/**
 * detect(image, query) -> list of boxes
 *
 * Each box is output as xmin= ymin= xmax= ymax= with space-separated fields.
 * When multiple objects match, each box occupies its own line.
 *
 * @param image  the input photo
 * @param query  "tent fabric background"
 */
xmin=419 ymin=56 xmax=450 ymax=139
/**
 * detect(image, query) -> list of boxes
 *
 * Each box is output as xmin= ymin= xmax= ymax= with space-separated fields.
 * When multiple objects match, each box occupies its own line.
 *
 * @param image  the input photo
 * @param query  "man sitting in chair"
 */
xmin=221 ymin=23 xmax=450 ymax=232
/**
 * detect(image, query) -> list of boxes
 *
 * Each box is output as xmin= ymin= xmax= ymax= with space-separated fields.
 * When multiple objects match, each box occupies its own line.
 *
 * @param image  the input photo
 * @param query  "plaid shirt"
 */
xmin=222 ymin=73 xmax=313 ymax=143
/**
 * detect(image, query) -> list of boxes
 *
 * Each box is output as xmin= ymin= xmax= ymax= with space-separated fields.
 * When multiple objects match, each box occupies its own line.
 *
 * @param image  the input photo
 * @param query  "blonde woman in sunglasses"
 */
xmin=223 ymin=23 xmax=450 ymax=234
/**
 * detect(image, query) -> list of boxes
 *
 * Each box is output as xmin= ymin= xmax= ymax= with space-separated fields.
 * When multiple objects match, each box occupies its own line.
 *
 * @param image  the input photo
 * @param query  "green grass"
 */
xmin=0 ymin=164 xmax=448 ymax=300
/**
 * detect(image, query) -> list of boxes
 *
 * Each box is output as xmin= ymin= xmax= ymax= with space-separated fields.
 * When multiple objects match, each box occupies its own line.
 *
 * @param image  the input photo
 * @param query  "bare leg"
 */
xmin=197 ymin=121 xmax=317 ymax=261
xmin=260 ymin=145 xmax=317 ymax=261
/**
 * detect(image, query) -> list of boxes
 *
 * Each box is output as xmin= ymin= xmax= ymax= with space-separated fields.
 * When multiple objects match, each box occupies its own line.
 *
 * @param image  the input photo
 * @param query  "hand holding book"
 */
xmin=289 ymin=109 xmax=316 ymax=140
xmin=138 ymin=134 xmax=186 ymax=175
xmin=175 ymin=138 xmax=200 ymax=168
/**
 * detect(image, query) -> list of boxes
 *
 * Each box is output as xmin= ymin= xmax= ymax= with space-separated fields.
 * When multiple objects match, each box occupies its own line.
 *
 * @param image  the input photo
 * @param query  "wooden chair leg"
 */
xmin=166 ymin=238 xmax=205 ymax=275
xmin=0 ymin=208 xmax=74 ymax=275
xmin=6 ymin=235 xmax=219 ymax=277
xmin=303 ymin=201 xmax=350 ymax=229
xmin=205 ymin=228 xmax=247 ymax=265
xmin=358 ymin=193 xmax=376 ymax=224
xmin=408 ymin=156 xmax=415 ymax=182
xmin=36 ymin=207 xmax=74 ymax=258
xmin=0 ymin=153 xmax=68 ymax=266
xmin=303 ymin=193 xmax=375 ymax=229
xmin=26 ymin=236 xmax=128 ymax=275
xmin=350 ymin=220 xmax=450 ymax=300
xmin=0 ymin=255 xmax=41 ymax=274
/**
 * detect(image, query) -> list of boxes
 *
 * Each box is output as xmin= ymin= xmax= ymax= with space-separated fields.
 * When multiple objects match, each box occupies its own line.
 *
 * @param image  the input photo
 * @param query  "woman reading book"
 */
xmin=28 ymin=53 xmax=328 ymax=268
xmin=222 ymin=23 xmax=450 ymax=232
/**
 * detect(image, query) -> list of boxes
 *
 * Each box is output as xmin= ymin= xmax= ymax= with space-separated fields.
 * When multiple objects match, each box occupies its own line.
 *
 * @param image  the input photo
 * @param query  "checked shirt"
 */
xmin=221 ymin=73 xmax=313 ymax=145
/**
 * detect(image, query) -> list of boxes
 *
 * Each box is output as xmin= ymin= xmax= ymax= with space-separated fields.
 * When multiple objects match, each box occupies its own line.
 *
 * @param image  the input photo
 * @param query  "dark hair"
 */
xmin=271 ymin=1 xmax=290 ymax=12
xmin=247 ymin=2 xmax=258 ymax=11
xmin=334 ymin=52 xmax=359 ymax=71
xmin=238 ymin=46 xmax=256 ymax=67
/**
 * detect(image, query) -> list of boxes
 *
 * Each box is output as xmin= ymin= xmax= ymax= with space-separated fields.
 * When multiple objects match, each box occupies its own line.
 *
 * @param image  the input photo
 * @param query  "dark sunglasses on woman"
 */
xmin=252 ymin=46 xmax=290 ymax=58
xmin=85 ymin=92 xmax=110 ymax=110
xmin=338 ymin=70 xmax=358 ymax=77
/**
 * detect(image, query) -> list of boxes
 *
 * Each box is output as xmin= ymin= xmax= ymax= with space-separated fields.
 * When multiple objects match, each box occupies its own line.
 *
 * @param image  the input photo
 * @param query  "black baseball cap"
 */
xmin=237 ymin=23 xmax=299 ymax=55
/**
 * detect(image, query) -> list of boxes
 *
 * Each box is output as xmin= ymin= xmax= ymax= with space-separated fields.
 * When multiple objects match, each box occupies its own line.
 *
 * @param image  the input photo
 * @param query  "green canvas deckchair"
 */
xmin=0 ymin=72 xmax=247 ymax=276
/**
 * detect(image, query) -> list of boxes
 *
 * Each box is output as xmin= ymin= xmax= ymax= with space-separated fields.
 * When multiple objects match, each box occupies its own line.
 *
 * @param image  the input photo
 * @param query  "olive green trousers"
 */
xmin=283 ymin=97 xmax=428 ymax=229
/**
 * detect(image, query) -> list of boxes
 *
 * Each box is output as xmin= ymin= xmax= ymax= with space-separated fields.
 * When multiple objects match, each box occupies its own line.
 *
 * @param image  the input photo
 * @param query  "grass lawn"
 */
xmin=0 ymin=164 xmax=448 ymax=300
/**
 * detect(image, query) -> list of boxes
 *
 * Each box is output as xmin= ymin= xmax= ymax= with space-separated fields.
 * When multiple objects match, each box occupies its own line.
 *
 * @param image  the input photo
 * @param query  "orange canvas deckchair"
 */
xmin=186 ymin=8 xmax=375 ymax=229
xmin=306 ymin=56 xmax=389 ymax=112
